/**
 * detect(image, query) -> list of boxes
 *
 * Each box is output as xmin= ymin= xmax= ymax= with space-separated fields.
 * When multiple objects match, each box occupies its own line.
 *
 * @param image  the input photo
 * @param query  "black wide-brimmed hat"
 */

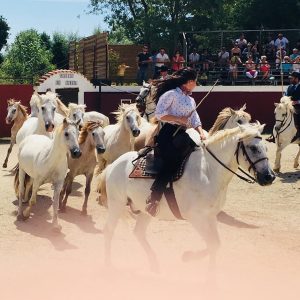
xmin=289 ymin=71 xmax=300 ymax=79
xmin=160 ymin=65 xmax=168 ymax=72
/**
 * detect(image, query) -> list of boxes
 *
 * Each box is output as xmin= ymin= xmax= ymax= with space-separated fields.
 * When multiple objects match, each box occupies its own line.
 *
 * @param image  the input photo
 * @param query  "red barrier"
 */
xmin=0 ymin=85 xmax=33 ymax=138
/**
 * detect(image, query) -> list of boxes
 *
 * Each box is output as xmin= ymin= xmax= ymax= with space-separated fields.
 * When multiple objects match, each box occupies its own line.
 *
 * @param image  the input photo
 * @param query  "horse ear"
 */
xmin=63 ymin=118 xmax=68 ymax=126
xmin=259 ymin=124 xmax=266 ymax=133
xmin=240 ymin=103 xmax=247 ymax=111
xmin=274 ymin=103 xmax=279 ymax=107
xmin=229 ymin=108 xmax=237 ymax=115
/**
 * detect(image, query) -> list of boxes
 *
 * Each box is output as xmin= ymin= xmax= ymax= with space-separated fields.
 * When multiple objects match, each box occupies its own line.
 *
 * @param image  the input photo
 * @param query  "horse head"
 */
xmin=6 ymin=99 xmax=19 ymax=124
xmin=68 ymin=103 xmax=86 ymax=129
xmin=274 ymin=96 xmax=294 ymax=132
xmin=237 ymin=123 xmax=275 ymax=186
xmin=116 ymin=104 xmax=141 ymax=137
xmin=62 ymin=118 xmax=81 ymax=159
xmin=136 ymin=82 xmax=151 ymax=113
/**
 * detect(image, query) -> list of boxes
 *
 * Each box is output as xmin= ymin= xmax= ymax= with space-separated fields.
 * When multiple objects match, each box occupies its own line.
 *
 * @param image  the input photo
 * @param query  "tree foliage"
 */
xmin=0 ymin=16 xmax=9 ymax=51
xmin=51 ymin=32 xmax=69 ymax=69
xmin=0 ymin=29 xmax=55 ymax=83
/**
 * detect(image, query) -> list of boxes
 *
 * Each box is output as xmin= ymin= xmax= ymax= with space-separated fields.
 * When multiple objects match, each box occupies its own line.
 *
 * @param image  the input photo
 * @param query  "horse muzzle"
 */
xmin=70 ymin=147 xmax=82 ymax=159
xmin=96 ymin=145 xmax=106 ymax=154
xmin=6 ymin=118 xmax=12 ymax=124
xmin=131 ymin=128 xmax=141 ymax=137
xmin=256 ymin=171 xmax=276 ymax=186
xmin=45 ymin=122 xmax=55 ymax=132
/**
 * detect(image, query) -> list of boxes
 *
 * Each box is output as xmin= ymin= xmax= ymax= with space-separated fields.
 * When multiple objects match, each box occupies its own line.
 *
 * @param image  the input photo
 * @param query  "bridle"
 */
xmin=274 ymin=108 xmax=293 ymax=138
xmin=205 ymin=136 xmax=269 ymax=184
xmin=135 ymin=86 xmax=155 ymax=121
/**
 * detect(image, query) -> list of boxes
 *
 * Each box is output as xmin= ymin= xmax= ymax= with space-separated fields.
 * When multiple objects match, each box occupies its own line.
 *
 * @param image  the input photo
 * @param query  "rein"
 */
xmin=274 ymin=110 xmax=293 ymax=139
xmin=205 ymin=136 xmax=268 ymax=184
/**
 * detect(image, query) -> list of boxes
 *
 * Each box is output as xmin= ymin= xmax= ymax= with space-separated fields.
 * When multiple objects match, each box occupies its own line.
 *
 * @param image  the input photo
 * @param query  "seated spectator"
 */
xmin=231 ymin=42 xmax=241 ymax=57
xmin=292 ymin=56 xmax=300 ymax=73
xmin=155 ymin=48 xmax=170 ymax=78
xmin=274 ymin=33 xmax=289 ymax=50
xmin=116 ymin=62 xmax=130 ymax=86
xmin=188 ymin=48 xmax=200 ymax=69
xmin=171 ymin=50 xmax=185 ymax=72
xmin=229 ymin=55 xmax=241 ymax=83
xmin=290 ymin=48 xmax=300 ymax=63
xmin=259 ymin=56 xmax=270 ymax=81
xmin=242 ymin=43 xmax=252 ymax=61
xmin=281 ymin=56 xmax=292 ymax=74
xmin=276 ymin=48 xmax=287 ymax=69
xmin=265 ymin=37 xmax=276 ymax=61
xmin=159 ymin=65 xmax=171 ymax=80
xmin=218 ymin=47 xmax=229 ymax=69
xmin=245 ymin=55 xmax=258 ymax=80
xmin=251 ymin=40 xmax=260 ymax=63
xmin=235 ymin=33 xmax=247 ymax=52
xmin=201 ymin=49 xmax=213 ymax=71
xmin=199 ymin=72 xmax=208 ymax=86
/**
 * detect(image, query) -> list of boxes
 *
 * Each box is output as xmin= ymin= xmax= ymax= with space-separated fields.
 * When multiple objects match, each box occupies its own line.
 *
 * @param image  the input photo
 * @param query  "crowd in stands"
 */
xmin=115 ymin=32 xmax=300 ymax=86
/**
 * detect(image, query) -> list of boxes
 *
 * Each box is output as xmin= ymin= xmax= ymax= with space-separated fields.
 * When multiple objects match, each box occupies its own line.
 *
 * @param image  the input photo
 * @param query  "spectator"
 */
xmin=201 ymin=49 xmax=213 ymax=71
xmin=199 ymin=72 xmax=208 ymax=86
xmin=292 ymin=56 xmax=300 ymax=73
xmin=242 ymin=42 xmax=252 ymax=61
xmin=274 ymin=33 xmax=289 ymax=50
xmin=290 ymin=48 xmax=300 ymax=63
xmin=155 ymin=48 xmax=170 ymax=78
xmin=245 ymin=55 xmax=258 ymax=81
xmin=171 ymin=50 xmax=185 ymax=72
xmin=276 ymin=47 xmax=287 ymax=69
xmin=159 ymin=65 xmax=171 ymax=80
xmin=251 ymin=40 xmax=260 ymax=63
xmin=116 ymin=62 xmax=130 ymax=86
xmin=218 ymin=47 xmax=229 ymax=69
xmin=136 ymin=45 xmax=152 ymax=85
xmin=188 ymin=48 xmax=200 ymax=69
xmin=265 ymin=36 xmax=276 ymax=61
xmin=281 ymin=56 xmax=292 ymax=74
xmin=229 ymin=55 xmax=241 ymax=83
xmin=231 ymin=42 xmax=241 ymax=57
xmin=150 ymin=49 xmax=158 ymax=78
xmin=259 ymin=56 xmax=270 ymax=81
xmin=235 ymin=33 xmax=247 ymax=51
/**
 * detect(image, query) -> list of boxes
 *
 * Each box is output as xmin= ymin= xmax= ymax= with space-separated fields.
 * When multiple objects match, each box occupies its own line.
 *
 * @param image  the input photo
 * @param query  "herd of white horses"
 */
xmin=3 ymin=87 xmax=300 ymax=277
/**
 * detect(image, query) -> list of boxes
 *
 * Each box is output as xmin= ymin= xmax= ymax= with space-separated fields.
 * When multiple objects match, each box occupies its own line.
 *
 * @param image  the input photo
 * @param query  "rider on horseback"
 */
xmin=146 ymin=68 xmax=206 ymax=216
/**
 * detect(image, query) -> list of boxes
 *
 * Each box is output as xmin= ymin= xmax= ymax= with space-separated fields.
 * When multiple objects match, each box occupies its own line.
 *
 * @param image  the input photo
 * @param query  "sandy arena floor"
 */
xmin=0 ymin=138 xmax=300 ymax=300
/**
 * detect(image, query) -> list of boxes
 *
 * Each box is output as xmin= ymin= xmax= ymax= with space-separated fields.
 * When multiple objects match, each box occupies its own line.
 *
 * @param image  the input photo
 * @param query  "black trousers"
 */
xmin=294 ymin=105 xmax=300 ymax=128
xmin=150 ymin=123 xmax=196 ymax=198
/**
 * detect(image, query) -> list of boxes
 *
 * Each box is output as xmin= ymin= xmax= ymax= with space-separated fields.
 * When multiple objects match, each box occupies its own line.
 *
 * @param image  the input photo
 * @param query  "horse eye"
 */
xmin=92 ymin=132 xmax=95 ymax=136
xmin=237 ymin=120 xmax=242 ymax=124
xmin=126 ymin=116 xmax=129 ymax=120
xmin=41 ymin=107 xmax=45 ymax=111
xmin=73 ymin=113 xmax=76 ymax=118
xmin=53 ymin=107 xmax=56 ymax=111
xmin=64 ymin=132 xmax=69 ymax=137
xmin=250 ymin=146 xmax=257 ymax=152
xmin=12 ymin=109 xmax=16 ymax=113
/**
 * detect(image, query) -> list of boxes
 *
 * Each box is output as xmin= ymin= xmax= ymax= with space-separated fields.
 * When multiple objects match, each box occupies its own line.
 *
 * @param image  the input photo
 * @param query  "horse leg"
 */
xmin=293 ymin=145 xmax=300 ymax=168
xmin=17 ymin=169 xmax=26 ymax=220
xmin=103 ymin=201 xmax=125 ymax=267
xmin=2 ymin=141 xmax=14 ymax=168
xmin=23 ymin=180 xmax=39 ymax=219
xmin=82 ymin=173 xmax=93 ymax=215
xmin=184 ymin=215 xmax=220 ymax=282
xmin=52 ymin=181 xmax=63 ymax=232
xmin=60 ymin=174 xmax=73 ymax=212
xmin=24 ymin=177 xmax=33 ymax=203
xmin=274 ymin=145 xmax=283 ymax=173
xmin=133 ymin=213 xmax=159 ymax=273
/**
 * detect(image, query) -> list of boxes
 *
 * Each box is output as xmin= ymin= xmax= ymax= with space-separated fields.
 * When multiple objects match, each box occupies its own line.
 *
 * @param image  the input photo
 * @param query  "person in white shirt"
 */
xmin=235 ymin=33 xmax=247 ymax=51
xmin=274 ymin=33 xmax=289 ymax=50
xmin=188 ymin=48 xmax=200 ymax=69
xmin=155 ymin=48 xmax=170 ymax=78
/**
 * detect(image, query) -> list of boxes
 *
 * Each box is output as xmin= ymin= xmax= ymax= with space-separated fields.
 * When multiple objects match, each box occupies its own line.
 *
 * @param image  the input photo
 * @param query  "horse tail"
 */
xmin=10 ymin=163 xmax=19 ymax=175
xmin=97 ymin=167 xmax=108 ymax=207
xmin=14 ymin=164 xmax=30 ymax=199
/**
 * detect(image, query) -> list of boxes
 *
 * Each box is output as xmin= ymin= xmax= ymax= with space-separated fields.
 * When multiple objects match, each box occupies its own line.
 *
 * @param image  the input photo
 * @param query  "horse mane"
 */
xmin=78 ymin=121 xmax=103 ymax=144
xmin=54 ymin=96 xmax=69 ymax=117
xmin=209 ymin=106 xmax=251 ymax=135
xmin=68 ymin=103 xmax=86 ymax=113
xmin=7 ymin=99 xmax=28 ymax=117
xmin=205 ymin=124 xmax=262 ymax=147
xmin=113 ymin=103 xmax=141 ymax=123
xmin=279 ymin=96 xmax=295 ymax=113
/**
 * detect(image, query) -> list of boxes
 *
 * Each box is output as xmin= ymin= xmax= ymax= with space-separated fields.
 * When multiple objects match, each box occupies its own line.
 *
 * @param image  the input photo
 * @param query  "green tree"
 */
xmin=40 ymin=32 xmax=52 ymax=51
xmin=0 ymin=29 xmax=55 ymax=83
xmin=0 ymin=16 xmax=10 ymax=64
xmin=51 ymin=32 xmax=69 ymax=69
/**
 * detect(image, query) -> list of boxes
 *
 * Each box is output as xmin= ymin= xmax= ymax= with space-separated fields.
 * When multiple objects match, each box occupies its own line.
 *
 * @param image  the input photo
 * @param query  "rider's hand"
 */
xmin=200 ymin=133 xmax=206 ymax=140
xmin=291 ymin=100 xmax=299 ymax=105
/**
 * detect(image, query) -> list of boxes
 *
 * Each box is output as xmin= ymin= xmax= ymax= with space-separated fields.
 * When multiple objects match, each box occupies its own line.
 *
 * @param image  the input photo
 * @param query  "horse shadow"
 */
xmin=13 ymin=195 xmax=77 ymax=251
xmin=58 ymin=206 xmax=102 ymax=234
xmin=276 ymin=170 xmax=300 ymax=183
xmin=217 ymin=211 xmax=259 ymax=229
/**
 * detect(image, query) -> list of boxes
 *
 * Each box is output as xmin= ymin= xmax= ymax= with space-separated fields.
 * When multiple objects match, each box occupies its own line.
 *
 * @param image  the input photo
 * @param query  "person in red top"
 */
xmin=171 ymin=50 xmax=185 ymax=72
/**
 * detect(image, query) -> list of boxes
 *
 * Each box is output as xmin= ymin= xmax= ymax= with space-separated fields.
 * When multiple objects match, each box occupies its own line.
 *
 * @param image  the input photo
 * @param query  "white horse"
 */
xmin=16 ymin=92 xmax=64 ymax=145
xmin=59 ymin=121 xmax=106 ymax=215
xmin=3 ymin=100 xmax=28 ymax=168
xmin=272 ymin=96 xmax=300 ymax=172
xmin=16 ymin=118 xmax=81 ymax=231
xmin=99 ymin=123 xmax=275 ymax=275
xmin=68 ymin=103 xmax=110 ymax=128
xmin=97 ymin=103 xmax=142 ymax=172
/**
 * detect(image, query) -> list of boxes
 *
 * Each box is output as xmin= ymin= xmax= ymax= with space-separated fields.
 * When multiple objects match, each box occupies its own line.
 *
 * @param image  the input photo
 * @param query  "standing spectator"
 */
xmin=188 ymin=48 xmax=200 ymax=69
xmin=251 ymin=40 xmax=260 ymax=63
xmin=235 ymin=33 xmax=247 ymax=51
xmin=292 ymin=56 xmax=300 ymax=73
xmin=245 ymin=55 xmax=258 ymax=81
xmin=229 ymin=55 xmax=241 ymax=84
xmin=276 ymin=47 xmax=287 ymax=69
xmin=218 ymin=47 xmax=229 ymax=69
xmin=231 ymin=42 xmax=241 ymax=57
xmin=274 ymin=33 xmax=289 ymax=50
xmin=116 ymin=62 xmax=130 ymax=86
xmin=281 ymin=56 xmax=293 ymax=74
xmin=171 ymin=50 xmax=185 ymax=72
xmin=136 ymin=45 xmax=152 ymax=85
xmin=265 ymin=36 xmax=276 ymax=61
xmin=201 ymin=49 xmax=213 ymax=71
xmin=259 ymin=56 xmax=270 ymax=81
xmin=150 ymin=49 xmax=158 ymax=78
xmin=155 ymin=48 xmax=170 ymax=78
xmin=242 ymin=42 xmax=252 ymax=61
xmin=159 ymin=65 xmax=171 ymax=80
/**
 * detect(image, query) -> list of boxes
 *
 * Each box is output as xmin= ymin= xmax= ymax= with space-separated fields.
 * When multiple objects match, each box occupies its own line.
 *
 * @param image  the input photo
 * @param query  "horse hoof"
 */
xmin=2 ymin=163 xmax=7 ymax=168
xmin=17 ymin=214 xmax=26 ymax=221
xmin=59 ymin=207 xmax=66 ymax=213
xmin=23 ymin=208 xmax=31 ymax=219
xmin=52 ymin=225 xmax=62 ymax=233
xmin=273 ymin=168 xmax=280 ymax=173
xmin=294 ymin=163 xmax=299 ymax=168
